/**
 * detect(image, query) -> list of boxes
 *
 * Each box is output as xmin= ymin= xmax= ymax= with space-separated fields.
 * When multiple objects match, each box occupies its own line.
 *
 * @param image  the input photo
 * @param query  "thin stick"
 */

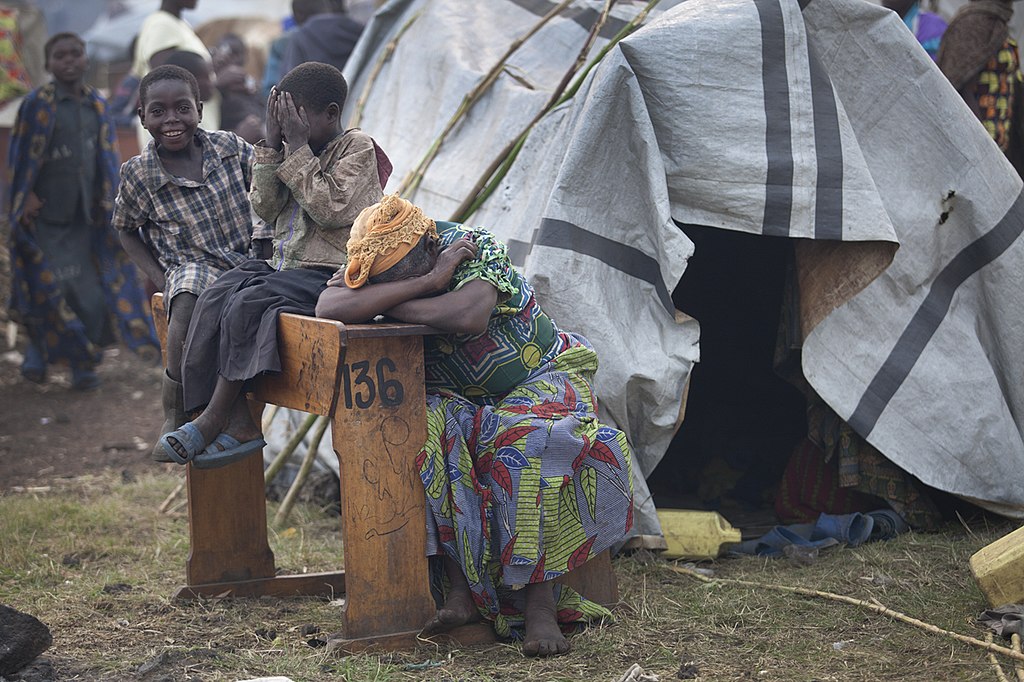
xmin=451 ymin=0 xmax=661 ymax=222
xmin=396 ymin=0 xmax=574 ymax=197
xmin=450 ymin=0 xmax=620 ymax=222
xmin=551 ymin=0 xmax=617 ymax=109
xmin=158 ymin=477 xmax=186 ymax=513
xmin=666 ymin=564 xmax=1024 ymax=664
xmin=1013 ymin=633 xmax=1024 ymax=682
xmin=264 ymin=412 xmax=319 ymax=487
xmin=260 ymin=404 xmax=279 ymax=435
xmin=166 ymin=496 xmax=188 ymax=516
xmin=273 ymin=415 xmax=330 ymax=528
xmin=349 ymin=9 xmax=424 ymax=128
xmin=991 ymin=633 xmax=1012 ymax=682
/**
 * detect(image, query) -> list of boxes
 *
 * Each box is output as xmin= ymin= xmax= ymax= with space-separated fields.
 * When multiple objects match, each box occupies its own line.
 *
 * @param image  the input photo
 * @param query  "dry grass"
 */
xmin=0 ymin=471 xmax=1017 ymax=681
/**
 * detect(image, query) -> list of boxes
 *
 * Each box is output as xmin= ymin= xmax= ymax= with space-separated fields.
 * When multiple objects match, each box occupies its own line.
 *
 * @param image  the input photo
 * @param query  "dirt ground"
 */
xmin=0 ymin=211 xmax=171 ymax=489
xmin=0 ymin=337 xmax=166 ymax=489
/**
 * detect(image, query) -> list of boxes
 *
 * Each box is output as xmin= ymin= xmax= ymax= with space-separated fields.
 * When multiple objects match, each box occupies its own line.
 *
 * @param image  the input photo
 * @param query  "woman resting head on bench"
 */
xmin=315 ymin=195 xmax=634 ymax=658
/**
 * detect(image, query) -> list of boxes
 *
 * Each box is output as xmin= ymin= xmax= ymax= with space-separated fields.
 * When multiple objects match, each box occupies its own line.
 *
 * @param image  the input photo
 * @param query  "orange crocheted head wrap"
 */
xmin=344 ymin=195 xmax=438 ymax=289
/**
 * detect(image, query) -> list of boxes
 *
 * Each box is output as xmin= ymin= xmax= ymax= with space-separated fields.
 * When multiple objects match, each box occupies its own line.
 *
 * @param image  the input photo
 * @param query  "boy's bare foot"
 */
xmin=192 ymin=396 xmax=261 ymax=446
xmin=220 ymin=396 xmax=263 ymax=443
xmin=522 ymin=582 xmax=569 ymax=657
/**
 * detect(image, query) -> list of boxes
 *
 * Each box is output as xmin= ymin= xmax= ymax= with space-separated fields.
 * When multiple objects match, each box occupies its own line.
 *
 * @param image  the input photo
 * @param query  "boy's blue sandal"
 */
xmin=192 ymin=433 xmax=266 ymax=470
xmin=159 ymin=422 xmax=207 ymax=465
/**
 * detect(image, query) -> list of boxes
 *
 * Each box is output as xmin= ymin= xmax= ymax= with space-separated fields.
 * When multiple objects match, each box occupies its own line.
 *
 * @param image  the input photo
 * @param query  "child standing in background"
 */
xmin=112 ymin=64 xmax=257 ymax=459
xmin=7 ymin=32 xmax=159 ymax=391
xmin=158 ymin=61 xmax=389 ymax=467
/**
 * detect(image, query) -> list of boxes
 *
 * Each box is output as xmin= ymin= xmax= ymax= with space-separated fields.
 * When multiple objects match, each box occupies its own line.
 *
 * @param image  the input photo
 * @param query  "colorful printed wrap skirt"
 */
xmin=419 ymin=333 xmax=634 ymax=639
xmin=9 ymin=221 xmax=160 ymax=368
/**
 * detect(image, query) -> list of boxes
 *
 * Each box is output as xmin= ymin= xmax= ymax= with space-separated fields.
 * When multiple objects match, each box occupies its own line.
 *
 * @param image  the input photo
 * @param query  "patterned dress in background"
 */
xmin=975 ymin=37 xmax=1022 ymax=152
xmin=8 ymin=82 xmax=159 ymax=369
xmin=418 ymin=222 xmax=634 ymax=639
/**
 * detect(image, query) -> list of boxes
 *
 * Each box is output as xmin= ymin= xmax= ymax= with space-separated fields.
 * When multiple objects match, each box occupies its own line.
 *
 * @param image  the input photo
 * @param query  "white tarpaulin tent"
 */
xmin=266 ymin=0 xmax=1024 ymax=538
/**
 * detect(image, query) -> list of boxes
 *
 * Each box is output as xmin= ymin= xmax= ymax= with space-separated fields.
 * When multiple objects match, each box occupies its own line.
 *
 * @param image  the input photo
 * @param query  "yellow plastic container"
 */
xmin=970 ymin=523 xmax=1024 ymax=607
xmin=657 ymin=509 xmax=742 ymax=560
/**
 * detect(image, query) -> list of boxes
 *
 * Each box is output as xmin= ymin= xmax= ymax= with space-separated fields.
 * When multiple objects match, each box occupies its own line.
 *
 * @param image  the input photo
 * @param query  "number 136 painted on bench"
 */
xmin=340 ymin=358 xmax=404 ymax=409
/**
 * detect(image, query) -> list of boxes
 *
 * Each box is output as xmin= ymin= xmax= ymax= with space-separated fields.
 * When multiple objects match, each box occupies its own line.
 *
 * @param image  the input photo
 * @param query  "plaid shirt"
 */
xmin=112 ymin=129 xmax=255 ymax=299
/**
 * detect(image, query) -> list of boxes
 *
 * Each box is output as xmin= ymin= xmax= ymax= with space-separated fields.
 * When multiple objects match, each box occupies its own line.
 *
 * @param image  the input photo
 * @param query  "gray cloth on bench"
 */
xmin=181 ymin=260 xmax=331 ymax=412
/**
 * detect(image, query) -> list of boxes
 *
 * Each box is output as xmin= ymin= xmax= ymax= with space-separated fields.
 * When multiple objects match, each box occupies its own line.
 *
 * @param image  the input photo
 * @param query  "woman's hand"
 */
xmin=425 ymin=237 xmax=478 ymax=292
xmin=265 ymin=87 xmax=282 ymax=151
xmin=278 ymin=91 xmax=310 ymax=153
xmin=326 ymin=266 xmax=346 ymax=287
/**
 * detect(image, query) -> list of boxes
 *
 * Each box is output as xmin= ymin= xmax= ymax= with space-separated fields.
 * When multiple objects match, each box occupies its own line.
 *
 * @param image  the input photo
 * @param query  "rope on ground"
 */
xmin=272 ymin=414 xmax=330 ymax=528
xmin=665 ymin=564 xmax=1024 ymax=665
xmin=613 ymin=662 xmax=660 ymax=682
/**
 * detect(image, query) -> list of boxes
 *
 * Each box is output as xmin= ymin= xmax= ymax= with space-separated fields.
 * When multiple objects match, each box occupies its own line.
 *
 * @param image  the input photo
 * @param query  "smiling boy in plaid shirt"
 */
xmin=113 ymin=64 xmax=258 ymax=458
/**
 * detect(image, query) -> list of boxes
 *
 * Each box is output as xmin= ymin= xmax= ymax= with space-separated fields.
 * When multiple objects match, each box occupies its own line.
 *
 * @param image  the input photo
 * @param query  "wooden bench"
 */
xmin=151 ymin=293 xmax=617 ymax=653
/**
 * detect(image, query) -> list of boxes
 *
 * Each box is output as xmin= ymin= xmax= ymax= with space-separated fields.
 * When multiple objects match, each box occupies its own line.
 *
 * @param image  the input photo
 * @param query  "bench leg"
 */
xmin=174 ymin=400 xmax=346 ymax=600
xmin=181 ymin=444 xmax=276 ymax=588
xmin=328 ymin=335 xmax=438 ymax=651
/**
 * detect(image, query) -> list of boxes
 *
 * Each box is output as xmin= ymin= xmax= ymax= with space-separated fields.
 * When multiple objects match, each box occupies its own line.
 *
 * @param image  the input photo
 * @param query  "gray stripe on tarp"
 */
xmin=517 ymin=218 xmax=676 ymax=313
xmin=507 ymin=238 xmax=533 ymax=267
xmin=507 ymin=0 xmax=631 ymax=39
xmin=755 ymin=0 xmax=795 ymax=237
xmin=806 ymin=39 xmax=844 ymax=239
xmin=848 ymin=189 xmax=1024 ymax=436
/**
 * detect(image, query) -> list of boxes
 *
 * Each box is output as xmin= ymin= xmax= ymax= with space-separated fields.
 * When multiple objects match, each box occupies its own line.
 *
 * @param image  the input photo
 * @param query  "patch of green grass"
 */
xmin=0 ymin=473 xmax=1019 ymax=681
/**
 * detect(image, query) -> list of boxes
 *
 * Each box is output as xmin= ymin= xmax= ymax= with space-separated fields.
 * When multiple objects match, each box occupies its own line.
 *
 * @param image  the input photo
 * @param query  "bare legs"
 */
xmin=422 ymin=555 xmax=570 ymax=657
xmin=421 ymin=555 xmax=480 ymax=636
xmin=163 ymin=293 xmax=262 ymax=460
xmin=522 ymin=581 xmax=569 ymax=657
xmin=165 ymin=292 xmax=197 ymax=384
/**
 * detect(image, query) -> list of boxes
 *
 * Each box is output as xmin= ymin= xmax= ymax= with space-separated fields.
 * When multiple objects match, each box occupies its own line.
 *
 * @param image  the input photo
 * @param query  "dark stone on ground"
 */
xmin=0 ymin=605 xmax=52 ymax=677
xmin=3 ymin=657 xmax=56 ymax=682
xmin=254 ymin=628 xmax=277 ymax=641
xmin=299 ymin=623 xmax=319 ymax=636
xmin=677 ymin=661 xmax=699 ymax=679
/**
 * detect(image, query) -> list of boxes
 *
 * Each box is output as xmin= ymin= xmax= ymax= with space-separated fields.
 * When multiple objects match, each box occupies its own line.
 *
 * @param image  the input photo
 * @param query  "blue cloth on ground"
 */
xmin=733 ymin=509 xmax=905 ymax=557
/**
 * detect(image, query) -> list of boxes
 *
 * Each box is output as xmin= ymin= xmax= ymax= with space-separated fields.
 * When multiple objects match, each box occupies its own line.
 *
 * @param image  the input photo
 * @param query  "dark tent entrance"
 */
xmin=647 ymin=225 xmax=977 ymax=536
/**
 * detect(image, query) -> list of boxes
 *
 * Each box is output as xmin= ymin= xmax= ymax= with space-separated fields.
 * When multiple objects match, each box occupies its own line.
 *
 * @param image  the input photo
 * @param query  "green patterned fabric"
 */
xmin=424 ymin=222 xmax=557 ymax=402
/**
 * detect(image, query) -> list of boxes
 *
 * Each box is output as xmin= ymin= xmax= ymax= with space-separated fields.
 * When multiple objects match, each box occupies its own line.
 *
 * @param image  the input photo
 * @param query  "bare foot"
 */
xmin=522 ymin=582 xmax=569 ymax=657
xmin=421 ymin=584 xmax=480 ymax=636
xmin=221 ymin=396 xmax=263 ymax=443
xmin=192 ymin=395 xmax=261 ymax=445
xmin=421 ymin=556 xmax=481 ymax=636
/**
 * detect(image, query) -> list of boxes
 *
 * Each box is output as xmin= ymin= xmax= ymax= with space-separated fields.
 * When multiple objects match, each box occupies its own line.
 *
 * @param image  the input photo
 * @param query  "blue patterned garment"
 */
xmin=7 ymin=82 xmax=159 ymax=367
